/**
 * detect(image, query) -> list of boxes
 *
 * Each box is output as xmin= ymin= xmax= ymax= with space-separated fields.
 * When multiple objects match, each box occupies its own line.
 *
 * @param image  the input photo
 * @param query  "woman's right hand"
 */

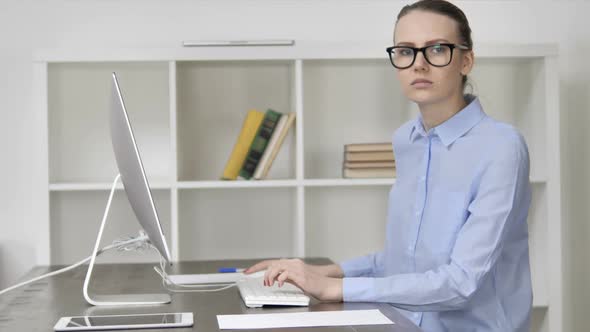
xmin=243 ymin=258 xmax=345 ymax=301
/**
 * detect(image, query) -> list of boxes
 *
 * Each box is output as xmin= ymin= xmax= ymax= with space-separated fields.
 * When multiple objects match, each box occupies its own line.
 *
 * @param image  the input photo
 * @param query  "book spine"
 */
xmin=344 ymin=151 xmax=395 ymax=162
xmin=344 ymin=161 xmax=396 ymax=169
xmin=253 ymin=114 xmax=288 ymax=180
xmin=239 ymin=109 xmax=282 ymax=179
xmin=344 ymin=143 xmax=393 ymax=153
xmin=257 ymin=113 xmax=296 ymax=179
xmin=221 ymin=110 xmax=265 ymax=180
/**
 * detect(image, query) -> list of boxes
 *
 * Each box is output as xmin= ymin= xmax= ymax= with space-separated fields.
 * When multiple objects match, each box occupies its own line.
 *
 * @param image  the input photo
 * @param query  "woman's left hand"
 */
xmin=262 ymin=258 xmax=343 ymax=302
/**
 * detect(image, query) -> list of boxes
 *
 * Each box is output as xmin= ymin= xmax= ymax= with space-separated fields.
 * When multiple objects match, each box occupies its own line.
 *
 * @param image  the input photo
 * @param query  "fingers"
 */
xmin=275 ymin=269 xmax=307 ymax=292
xmin=264 ymin=263 xmax=283 ymax=286
xmin=277 ymin=270 xmax=291 ymax=287
xmin=263 ymin=259 xmax=305 ymax=287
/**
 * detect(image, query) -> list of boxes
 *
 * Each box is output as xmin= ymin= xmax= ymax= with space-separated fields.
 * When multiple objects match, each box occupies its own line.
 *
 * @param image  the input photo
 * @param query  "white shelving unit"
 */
xmin=34 ymin=41 xmax=561 ymax=332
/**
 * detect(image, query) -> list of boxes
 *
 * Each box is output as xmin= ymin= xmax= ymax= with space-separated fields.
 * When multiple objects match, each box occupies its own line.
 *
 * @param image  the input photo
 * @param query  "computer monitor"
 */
xmin=110 ymin=72 xmax=172 ymax=263
xmin=82 ymin=73 xmax=172 ymax=306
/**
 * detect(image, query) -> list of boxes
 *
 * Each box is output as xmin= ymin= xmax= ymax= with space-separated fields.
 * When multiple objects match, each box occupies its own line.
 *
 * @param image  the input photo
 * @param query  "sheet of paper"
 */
xmin=217 ymin=309 xmax=394 ymax=330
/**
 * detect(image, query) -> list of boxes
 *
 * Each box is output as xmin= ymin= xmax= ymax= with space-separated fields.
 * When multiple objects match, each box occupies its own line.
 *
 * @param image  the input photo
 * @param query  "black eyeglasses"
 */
xmin=385 ymin=43 xmax=470 ymax=69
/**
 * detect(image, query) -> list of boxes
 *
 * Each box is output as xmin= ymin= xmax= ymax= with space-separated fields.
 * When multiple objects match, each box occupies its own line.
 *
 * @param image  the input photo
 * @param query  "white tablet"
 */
xmin=54 ymin=312 xmax=193 ymax=331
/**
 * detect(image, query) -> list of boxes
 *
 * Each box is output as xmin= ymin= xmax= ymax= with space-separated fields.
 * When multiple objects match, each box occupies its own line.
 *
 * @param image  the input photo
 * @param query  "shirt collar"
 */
xmin=408 ymin=94 xmax=485 ymax=147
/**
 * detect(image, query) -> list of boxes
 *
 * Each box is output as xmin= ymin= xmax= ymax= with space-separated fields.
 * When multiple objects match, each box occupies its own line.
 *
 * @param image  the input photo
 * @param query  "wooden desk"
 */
xmin=0 ymin=259 xmax=422 ymax=331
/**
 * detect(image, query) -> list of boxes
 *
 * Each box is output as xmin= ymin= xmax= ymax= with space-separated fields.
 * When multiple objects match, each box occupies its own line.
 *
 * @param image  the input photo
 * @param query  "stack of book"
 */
xmin=222 ymin=109 xmax=296 ymax=181
xmin=342 ymin=142 xmax=396 ymax=178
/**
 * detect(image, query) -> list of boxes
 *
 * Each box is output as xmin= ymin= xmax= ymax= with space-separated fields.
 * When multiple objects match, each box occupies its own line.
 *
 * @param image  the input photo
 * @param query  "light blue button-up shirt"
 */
xmin=340 ymin=95 xmax=532 ymax=331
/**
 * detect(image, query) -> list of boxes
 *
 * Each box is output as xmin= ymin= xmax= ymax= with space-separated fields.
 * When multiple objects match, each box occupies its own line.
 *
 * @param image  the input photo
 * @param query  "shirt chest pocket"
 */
xmin=419 ymin=189 xmax=468 ymax=258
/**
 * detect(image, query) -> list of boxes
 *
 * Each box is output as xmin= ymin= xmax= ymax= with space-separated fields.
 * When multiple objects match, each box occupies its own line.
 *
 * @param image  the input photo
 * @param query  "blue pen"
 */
xmin=218 ymin=267 xmax=245 ymax=273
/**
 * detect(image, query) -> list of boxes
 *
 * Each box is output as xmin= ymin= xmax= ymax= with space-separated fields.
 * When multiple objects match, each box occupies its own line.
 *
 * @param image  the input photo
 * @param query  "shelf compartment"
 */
xmin=302 ymin=59 xmax=410 ymax=179
xmin=302 ymin=57 xmax=548 ymax=181
xmin=49 ymin=190 xmax=172 ymax=265
xmin=176 ymin=60 xmax=296 ymax=182
xmin=305 ymin=186 xmax=389 ymax=262
xmin=178 ymin=188 xmax=295 ymax=260
xmin=48 ymin=62 xmax=171 ymax=183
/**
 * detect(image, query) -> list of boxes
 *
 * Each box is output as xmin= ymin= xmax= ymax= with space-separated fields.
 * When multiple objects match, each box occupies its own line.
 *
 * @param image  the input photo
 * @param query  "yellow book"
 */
xmin=222 ymin=110 xmax=265 ymax=180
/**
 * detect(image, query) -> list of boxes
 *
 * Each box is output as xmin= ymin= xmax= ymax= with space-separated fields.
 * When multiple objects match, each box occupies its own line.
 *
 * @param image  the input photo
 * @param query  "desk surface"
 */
xmin=0 ymin=258 xmax=422 ymax=332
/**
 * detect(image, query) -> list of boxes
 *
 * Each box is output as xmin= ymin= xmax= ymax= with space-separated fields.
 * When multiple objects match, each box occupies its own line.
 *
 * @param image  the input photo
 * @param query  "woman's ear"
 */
xmin=461 ymin=50 xmax=475 ymax=76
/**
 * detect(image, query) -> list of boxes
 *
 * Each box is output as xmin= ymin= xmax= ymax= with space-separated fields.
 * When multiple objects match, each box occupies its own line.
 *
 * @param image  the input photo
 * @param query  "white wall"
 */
xmin=0 ymin=0 xmax=588 ymax=330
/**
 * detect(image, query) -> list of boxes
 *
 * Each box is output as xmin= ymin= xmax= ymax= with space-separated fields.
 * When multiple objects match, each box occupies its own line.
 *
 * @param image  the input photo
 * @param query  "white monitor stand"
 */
xmin=82 ymin=174 xmax=171 ymax=306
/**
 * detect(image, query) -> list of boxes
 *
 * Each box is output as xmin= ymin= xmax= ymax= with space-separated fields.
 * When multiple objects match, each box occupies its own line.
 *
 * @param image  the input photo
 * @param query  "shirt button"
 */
xmin=415 ymin=211 xmax=421 ymax=216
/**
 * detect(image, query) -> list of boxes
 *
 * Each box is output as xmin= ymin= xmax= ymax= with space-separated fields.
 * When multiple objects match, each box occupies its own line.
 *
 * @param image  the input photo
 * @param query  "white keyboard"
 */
xmin=237 ymin=277 xmax=310 ymax=308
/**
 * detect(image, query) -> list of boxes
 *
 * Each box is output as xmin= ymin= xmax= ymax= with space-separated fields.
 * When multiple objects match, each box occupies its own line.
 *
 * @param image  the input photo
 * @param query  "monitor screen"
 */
xmin=110 ymin=72 xmax=172 ymax=263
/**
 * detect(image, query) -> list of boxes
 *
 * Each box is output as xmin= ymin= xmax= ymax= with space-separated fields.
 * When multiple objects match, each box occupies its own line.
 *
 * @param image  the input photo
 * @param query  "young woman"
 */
xmin=245 ymin=1 xmax=533 ymax=330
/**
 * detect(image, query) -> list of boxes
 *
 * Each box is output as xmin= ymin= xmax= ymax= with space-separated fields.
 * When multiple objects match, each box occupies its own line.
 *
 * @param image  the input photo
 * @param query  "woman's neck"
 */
xmin=418 ymin=93 xmax=468 ymax=131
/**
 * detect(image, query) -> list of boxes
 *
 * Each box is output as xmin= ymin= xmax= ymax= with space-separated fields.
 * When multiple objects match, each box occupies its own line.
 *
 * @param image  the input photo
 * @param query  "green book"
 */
xmin=239 ymin=109 xmax=282 ymax=179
